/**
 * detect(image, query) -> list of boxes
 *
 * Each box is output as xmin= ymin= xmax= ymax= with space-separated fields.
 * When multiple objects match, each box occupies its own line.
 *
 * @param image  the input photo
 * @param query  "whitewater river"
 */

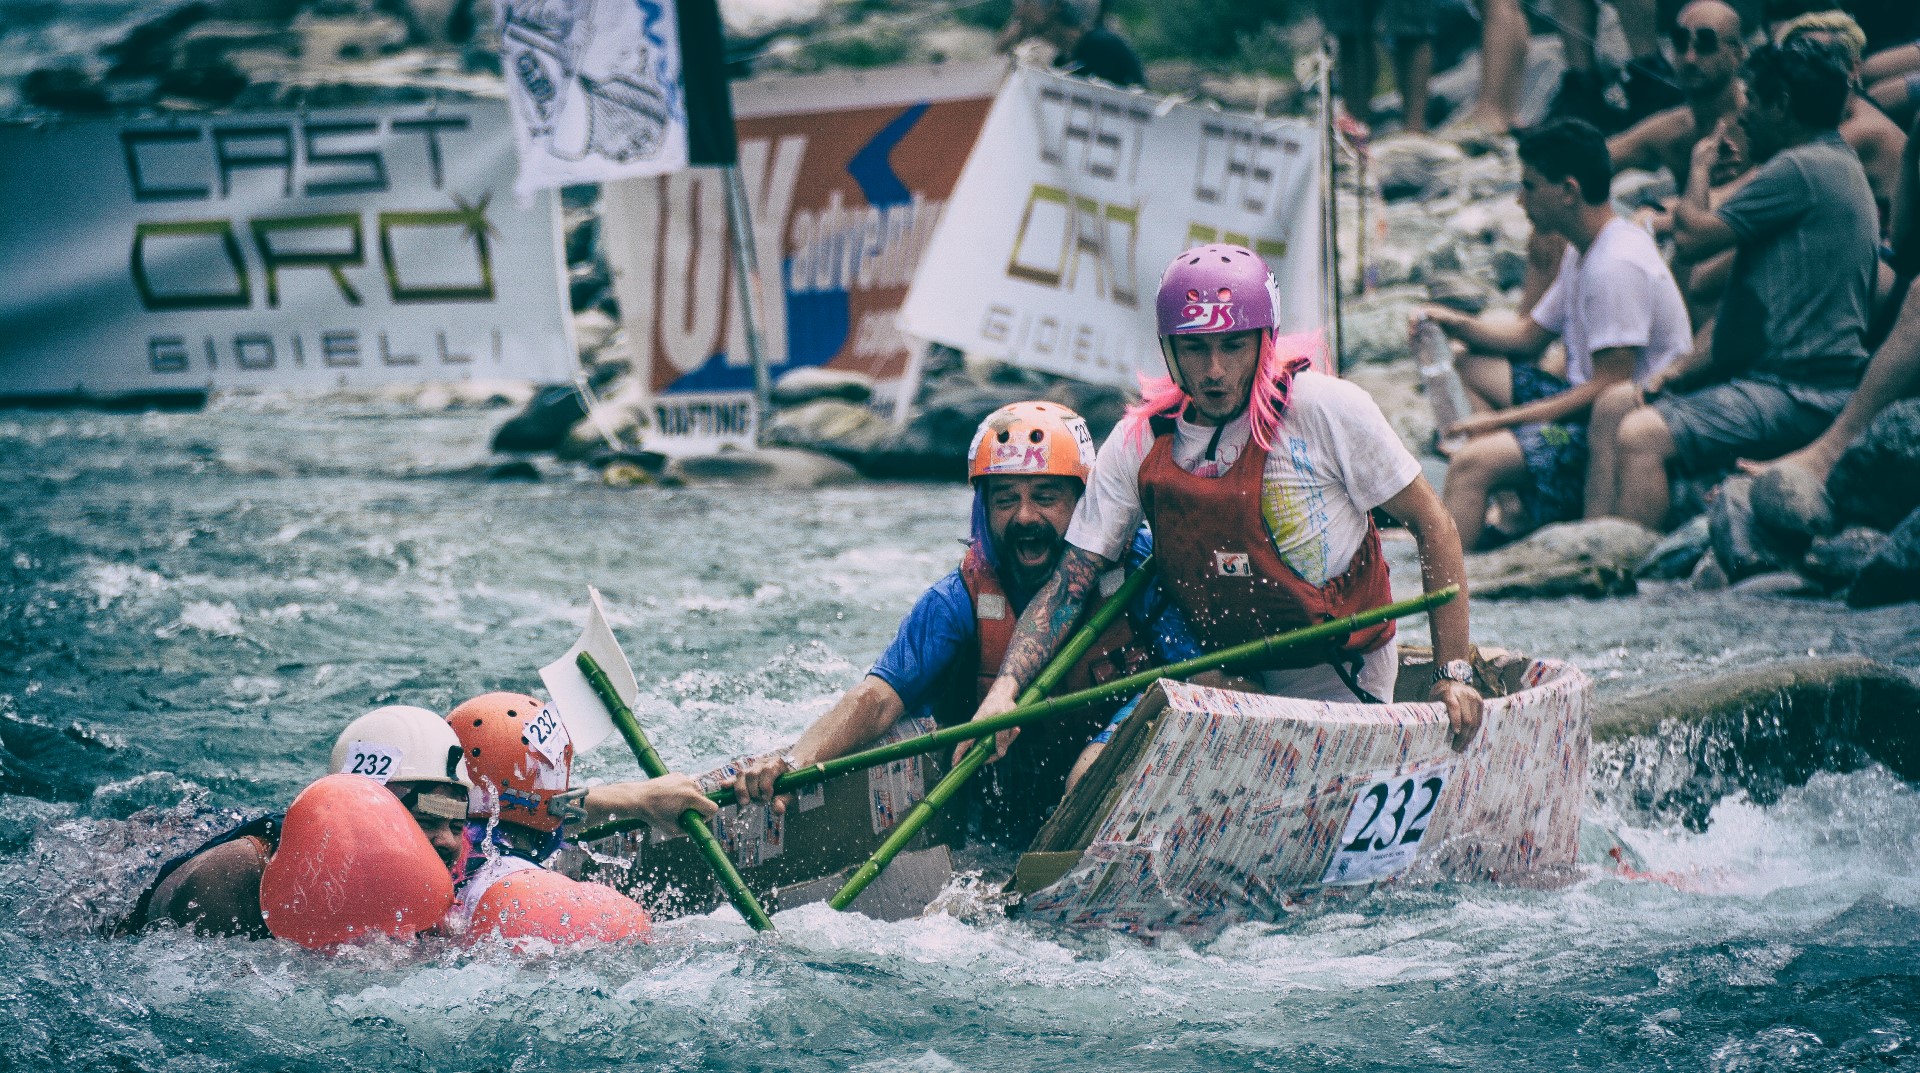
xmin=4 ymin=399 xmax=1920 ymax=1072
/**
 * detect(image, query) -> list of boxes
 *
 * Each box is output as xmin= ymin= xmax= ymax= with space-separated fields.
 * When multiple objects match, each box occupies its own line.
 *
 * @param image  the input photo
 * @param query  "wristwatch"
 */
xmin=1430 ymin=659 xmax=1475 ymax=687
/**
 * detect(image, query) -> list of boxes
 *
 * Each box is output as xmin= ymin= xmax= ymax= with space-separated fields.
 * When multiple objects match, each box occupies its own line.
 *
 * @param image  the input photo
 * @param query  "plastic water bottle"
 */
xmin=1413 ymin=317 xmax=1474 ymax=455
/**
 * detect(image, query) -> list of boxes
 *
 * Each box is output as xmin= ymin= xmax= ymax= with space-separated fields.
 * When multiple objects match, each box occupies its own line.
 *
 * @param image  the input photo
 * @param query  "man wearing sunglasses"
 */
xmin=1608 ymin=2 xmax=1750 ymax=196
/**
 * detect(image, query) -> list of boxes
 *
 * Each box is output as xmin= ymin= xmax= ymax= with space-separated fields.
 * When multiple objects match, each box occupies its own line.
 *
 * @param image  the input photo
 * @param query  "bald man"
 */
xmin=1607 ymin=1 xmax=1749 ymax=194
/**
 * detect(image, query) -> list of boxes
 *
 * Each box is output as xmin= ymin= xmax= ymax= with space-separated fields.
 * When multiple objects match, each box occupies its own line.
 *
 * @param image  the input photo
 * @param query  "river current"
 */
xmin=4 ymin=398 xmax=1920 ymax=1072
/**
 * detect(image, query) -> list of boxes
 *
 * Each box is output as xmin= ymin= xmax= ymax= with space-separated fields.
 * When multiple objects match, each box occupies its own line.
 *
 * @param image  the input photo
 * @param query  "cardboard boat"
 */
xmin=586 ymin=650 xmax=1592 ymax=933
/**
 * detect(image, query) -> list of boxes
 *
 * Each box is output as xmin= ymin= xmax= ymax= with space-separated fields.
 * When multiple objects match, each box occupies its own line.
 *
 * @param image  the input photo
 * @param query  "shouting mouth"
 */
xmin=1006 ymin=527 xmax=1058 ymax=571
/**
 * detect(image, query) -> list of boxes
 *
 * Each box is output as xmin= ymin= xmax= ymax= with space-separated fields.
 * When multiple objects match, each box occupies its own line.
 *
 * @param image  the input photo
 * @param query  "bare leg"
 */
xmin=1557 ymin=0 xmax=1600 ymax=71
xmin=1862 ymin=44 xmax=1920 ymax=87
xmin=1868 ymin=76 xmax=1918 ymax=131
xmin=1394 ymin=37 xmax=1434 ymax=133
xmin=1584 ymin=379 xmax=1643 ymax=518
xmin=1745 ymin=286 xmax=1920 ymax=481
xmin=1466 ymin=0 xmax=1528 ymax=131
xmin=1458 ymin=353 xmax=1516 ymax=411
xmin=1443 ymin=431 xmax=1529 ymax=550
xmin=1614 ymin=404 xmax=1678 ymax=529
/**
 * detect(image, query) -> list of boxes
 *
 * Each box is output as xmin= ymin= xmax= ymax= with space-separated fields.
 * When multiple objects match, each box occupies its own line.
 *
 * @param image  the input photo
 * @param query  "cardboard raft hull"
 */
xmin=586 ymin=653 xmax=1590 ymax=929
xmin=1012 ymin=653 xmax=1593 ymax=936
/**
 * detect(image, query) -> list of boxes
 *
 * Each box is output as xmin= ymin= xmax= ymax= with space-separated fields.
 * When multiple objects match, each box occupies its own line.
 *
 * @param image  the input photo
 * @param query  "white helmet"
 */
xmin=330 ymin=705 xmax=471 ymax=789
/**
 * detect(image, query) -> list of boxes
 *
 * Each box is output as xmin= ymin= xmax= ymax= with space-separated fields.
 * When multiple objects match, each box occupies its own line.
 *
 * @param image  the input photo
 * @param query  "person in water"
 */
xmin=965 ymin=245 xmax=1485 ymax=755
xmin=125 ymin=701 xmax=712 ymax=939
xmin=123 ymin=704 xmax=475 ymax=937
xmin=730 ymin=401 xmax=1168 ymax=846
xmin=443 ymin=691 xmax=715 ymax=937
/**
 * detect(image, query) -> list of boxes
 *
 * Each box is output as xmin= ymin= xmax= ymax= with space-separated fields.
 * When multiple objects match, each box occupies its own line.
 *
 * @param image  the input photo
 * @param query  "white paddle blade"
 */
xmin=538 ymin=586 xmax=636 ymax=754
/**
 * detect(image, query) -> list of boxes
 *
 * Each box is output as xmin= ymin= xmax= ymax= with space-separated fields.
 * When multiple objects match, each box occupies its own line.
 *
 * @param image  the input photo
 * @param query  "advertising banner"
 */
xmin=898 ymin=63 xmax=1327 ymax=388
xmin=601 ymin=61 xmax=1003 ymax=449
xmin=0 ymin=99 xmax=576 ymax=399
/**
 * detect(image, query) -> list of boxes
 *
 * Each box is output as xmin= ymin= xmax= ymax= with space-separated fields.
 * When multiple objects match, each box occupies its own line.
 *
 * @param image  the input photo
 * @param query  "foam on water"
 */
xmin=3 ymin=404 xmax=1919 ymax=1071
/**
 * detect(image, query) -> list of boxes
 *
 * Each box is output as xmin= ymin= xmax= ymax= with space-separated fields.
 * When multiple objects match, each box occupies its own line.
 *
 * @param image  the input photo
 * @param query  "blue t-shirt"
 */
xmin=867 ymin=528 xmax=1198 ymax=722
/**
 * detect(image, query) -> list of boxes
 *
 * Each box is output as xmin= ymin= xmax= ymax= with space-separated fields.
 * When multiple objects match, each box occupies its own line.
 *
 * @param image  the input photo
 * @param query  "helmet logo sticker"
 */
xmin=1214 ymin=552 xmax=1253 ymax=577
xmin=986 ymin=438 xmax=1050 ymax=473
xmin=341 ymin=741 xmax=401 ymax=783
xmin=1176 ymin=301 xmax=1235 ymax=332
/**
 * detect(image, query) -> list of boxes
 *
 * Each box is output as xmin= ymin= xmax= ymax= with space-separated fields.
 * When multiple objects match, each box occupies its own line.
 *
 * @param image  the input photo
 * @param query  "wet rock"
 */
xmin=1635 ymin=514 xmax=1710 ymax=579
xmin=1828 ymin=399 xmax=1920 ymax=531
xmin=483 ymin=460 xmax=541 ymax=482
xmin=669 ymin=447 xmax=860 ymax=487
xmin=771 ymin=367 xmax=874 ymax=407
xmin=1593 ymin=657 xmax=1920 ymax=827
xmin=1373 ymin=135 xmax=1466 ymax=201
xmin=1847 ymin=507 xmax=1920 ymax=609
xmin=764 ymin=398 xmax=893 ymax=455
xmin=1689 ymin=551 xmax=1729 ymax=591
xmin=565 ymin=210 xmax=600 ymax=265
xmin=569 ymin=261 xmax=610 ymax=312
xmin=491 ymin=383 xmax=586 ymax=453
xmin=601 ymin=462 xmax=655 ymax=488
xmin=1466 ymin=518 xmax=1661 ymax=599
xmin=22 ymin=68 xmax=112 ymax=113
xmin=1726 ymin=571 xmax=1819 ymax=597
xmin=1709 ymin=474 xmax=1804 ymax=583
xmin=1799 ymin=526 xmax=1889 ymax=591
xmin=1750 ymin=462 xmax=1835 ymax=540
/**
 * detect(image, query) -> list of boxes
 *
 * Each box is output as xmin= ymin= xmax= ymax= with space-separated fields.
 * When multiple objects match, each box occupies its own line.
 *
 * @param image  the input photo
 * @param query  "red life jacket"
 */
xmin=959 ymin=544 xmax=1141 ymax=702
xmin=1136 ymin=418 xmax=1394 ymax=671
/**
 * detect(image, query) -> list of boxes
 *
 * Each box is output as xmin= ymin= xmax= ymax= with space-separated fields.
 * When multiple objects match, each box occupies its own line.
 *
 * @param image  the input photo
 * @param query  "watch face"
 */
xmin=1439 ymin=660 xmax=1474 ymax=683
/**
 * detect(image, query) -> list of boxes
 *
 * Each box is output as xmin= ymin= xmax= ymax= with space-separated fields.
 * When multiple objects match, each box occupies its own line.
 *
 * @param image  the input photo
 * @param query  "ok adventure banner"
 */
xmin=898 ymin=63 xmax=1326 ymax=389
xmin=0 ymin=100 xmax=575 ymax=399
xmin=600 ymin=61 xmax=1003 ymax=446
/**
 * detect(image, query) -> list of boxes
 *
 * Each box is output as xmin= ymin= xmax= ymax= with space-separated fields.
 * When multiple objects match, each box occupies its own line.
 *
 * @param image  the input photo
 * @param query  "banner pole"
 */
xmin=723 ymin=165 xmax=774 ymax=442
xmin=1321 ymin=44 xmax=1345 ymax=376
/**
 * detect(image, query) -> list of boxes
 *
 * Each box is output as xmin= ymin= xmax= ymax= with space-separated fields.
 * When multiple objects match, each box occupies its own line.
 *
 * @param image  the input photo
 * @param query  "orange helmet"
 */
xmin=966 ymin=401 xmax=1096 ymax=484
xmin=446 ymin=692 xmax=581 ymax=834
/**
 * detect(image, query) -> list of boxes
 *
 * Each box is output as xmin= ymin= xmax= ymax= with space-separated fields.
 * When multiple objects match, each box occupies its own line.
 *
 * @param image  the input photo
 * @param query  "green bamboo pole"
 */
xmin=824 ymin=583 xmax=1462 ymax=911
xmin=571 ymin=584 xmax=1459 ymax=843
xmin=577 ymin=651 xmax=775 ymax=932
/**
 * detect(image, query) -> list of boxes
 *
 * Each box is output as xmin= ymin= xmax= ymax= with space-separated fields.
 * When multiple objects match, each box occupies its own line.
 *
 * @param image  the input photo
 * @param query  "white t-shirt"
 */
xmin=1530 ymin=217 xmax=1692 ymax=386
xmin=1065 ymin=371 xmax=1423 ymax=701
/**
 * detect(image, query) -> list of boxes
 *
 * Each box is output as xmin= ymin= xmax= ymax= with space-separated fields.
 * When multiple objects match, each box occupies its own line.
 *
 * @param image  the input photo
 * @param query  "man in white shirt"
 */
xmin=1422 ymin=118 xmax=1692 ymax=549
xmin=956 ymin=245 xmax=1484 ymax=759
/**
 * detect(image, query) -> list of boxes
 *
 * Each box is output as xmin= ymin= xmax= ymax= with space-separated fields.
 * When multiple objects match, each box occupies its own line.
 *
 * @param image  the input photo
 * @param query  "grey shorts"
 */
xmin=1652 ymin=378 xmax=1850 ymax=475
xmin=1319 ymin=0 xmax=1436 ymax=39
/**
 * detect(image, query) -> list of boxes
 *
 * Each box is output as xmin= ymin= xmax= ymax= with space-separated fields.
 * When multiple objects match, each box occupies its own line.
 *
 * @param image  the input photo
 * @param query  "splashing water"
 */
xmin=2 ymin=402 xmax=1918 ymax=1071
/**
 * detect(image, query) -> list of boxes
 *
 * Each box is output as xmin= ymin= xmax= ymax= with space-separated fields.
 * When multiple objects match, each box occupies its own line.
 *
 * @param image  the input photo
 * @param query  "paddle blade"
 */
xmin=538 ymin=586 xmax=634 ymax=754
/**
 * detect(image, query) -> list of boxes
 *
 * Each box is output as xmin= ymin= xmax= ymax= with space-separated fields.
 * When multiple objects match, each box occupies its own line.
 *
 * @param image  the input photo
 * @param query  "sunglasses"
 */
xmin=1669 ymin=26 xmax=1721 ymax=56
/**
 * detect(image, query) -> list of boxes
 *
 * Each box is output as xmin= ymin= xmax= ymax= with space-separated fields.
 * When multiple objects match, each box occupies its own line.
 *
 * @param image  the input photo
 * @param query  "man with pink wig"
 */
xmin=961 ymin=244 xmax=1485 ymax=755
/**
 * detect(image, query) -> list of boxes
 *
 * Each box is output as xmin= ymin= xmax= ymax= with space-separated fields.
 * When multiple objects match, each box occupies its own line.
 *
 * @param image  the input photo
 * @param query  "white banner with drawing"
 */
xmin=898 ymin=63 xmax=1326 ymax=388
xmin=0 ymin=100 xmax=576 ymax=399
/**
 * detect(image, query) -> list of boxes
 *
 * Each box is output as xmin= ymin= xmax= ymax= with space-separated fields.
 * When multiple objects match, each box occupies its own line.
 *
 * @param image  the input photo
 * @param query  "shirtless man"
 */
xmin=1608 ymin=0 xmax=1749 ymax=194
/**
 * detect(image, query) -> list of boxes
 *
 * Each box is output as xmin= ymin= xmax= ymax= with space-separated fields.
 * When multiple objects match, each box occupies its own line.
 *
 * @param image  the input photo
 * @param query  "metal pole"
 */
xmin=578 ymin=651 xmax=775 ymax=931
xmin=1321 ymin=45 xmax=1346 ymax=375
xmin=722 ymin=165 xmax=774 ymax=440
xmin=572 ymin=583 xmax=1461 ymax=843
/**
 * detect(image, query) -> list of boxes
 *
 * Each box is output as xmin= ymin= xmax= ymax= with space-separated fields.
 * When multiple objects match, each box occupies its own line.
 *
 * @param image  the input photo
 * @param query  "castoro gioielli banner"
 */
xmin=898 ymin=63 xmax=1327 ymax=388
xmin=0 ymin=100 xmax=575 ymax=400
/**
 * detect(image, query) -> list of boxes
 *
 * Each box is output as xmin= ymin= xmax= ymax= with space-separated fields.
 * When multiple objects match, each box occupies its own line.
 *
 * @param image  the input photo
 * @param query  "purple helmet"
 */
xmin=1154 ymin=244 xmax=1281 ymax=337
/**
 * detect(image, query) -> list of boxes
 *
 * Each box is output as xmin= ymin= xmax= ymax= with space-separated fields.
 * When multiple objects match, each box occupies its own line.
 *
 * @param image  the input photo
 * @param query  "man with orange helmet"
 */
xmin=730 ymin=401 xmax=1169 ymax=845
xmin=443 ymin=691 xmax=714 ymax=938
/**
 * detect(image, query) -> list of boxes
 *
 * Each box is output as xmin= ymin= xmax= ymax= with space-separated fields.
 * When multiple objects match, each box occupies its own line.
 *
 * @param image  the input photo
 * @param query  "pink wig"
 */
xmin=1122 ymin=329 xmax=1323 ymax=452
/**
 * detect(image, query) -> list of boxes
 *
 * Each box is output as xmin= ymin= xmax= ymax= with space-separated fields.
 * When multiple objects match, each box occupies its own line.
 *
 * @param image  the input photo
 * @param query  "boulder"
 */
xmin=1799 ymin=526 xmax=1890 ymax=591
xmin=572 ymin=309 xmax=618 ymax=355
xmin=1342 ymin=363 xmax=1432 ymax=457
xmin=1372 ymin=135 xmax=1467 ymax=201
xmin=1828 ymin=399 xmax=1920 ymax=531
xmin=1689 ymin=551 xmax=1730 ymax=591
xmin=1422 ymin=271 xmax=1492 ymax=315
xmin=1708 ymin=474 xmax=1796 ymax=583
xmin=763 ymin=398 xmax=893 ymax=455
xmin=1635 ymin=514 xmax=1710 ymax=580
xmin=1593 ymin=657 xmax=1920 ymax=829
xmin=1847 ymin=507 xmax=1920 ymax=609
xmin=491 ymin=384 xmax=586 ymax=453
xmin=668 ymin=448 xmax=860 ymax=488
xmin=1750 ymin=461 xmax=1836 ymax=540
xmin=1466 ymin=518 xmax=1661 ymax=599
xmin=770 ymin=366 xmax=874 ymax=407
xmin=1041 ymin=379 xmax=1129 ymax=444
xmin=1337 ymin=285 xmax=1427 ymax=365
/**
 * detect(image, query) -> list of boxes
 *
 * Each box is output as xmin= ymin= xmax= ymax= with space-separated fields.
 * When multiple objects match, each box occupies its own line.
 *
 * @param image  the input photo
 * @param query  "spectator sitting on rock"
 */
xmin=1777 ymin=10 xmax=1908 ymax=235
xmin=1739 ymin=109 xmax=1920 ymax=528
xmin=1423 ymin=119 xmax=1693 ymax=550
xmin=996 ymin=0 xmax=1145 ymax=89
xmin=1586 ymin=37 xmax=1878 ymax=531
xmin=1547 ymin=0 xmax=1684 ymax=134
xmin=1608 ymin=1 xmax=1750 ymax=196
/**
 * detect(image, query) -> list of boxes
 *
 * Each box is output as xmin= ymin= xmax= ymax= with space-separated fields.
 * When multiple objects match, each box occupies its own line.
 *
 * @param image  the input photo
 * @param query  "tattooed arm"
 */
xmin=954 ymin=544 xmax=1114 ymax=764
